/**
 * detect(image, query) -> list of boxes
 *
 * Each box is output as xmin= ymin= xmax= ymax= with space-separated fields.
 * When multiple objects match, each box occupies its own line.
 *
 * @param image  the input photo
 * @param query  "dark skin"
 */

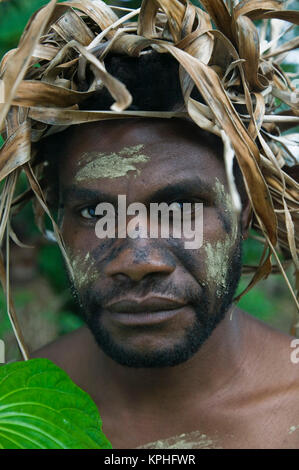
xmin=33 ymin=118 xmax=299 ymax=449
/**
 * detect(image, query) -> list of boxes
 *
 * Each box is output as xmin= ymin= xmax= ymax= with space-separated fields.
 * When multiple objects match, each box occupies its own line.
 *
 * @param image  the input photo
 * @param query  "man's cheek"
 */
xmin=66 ymin=249 xmax=99 ymax=290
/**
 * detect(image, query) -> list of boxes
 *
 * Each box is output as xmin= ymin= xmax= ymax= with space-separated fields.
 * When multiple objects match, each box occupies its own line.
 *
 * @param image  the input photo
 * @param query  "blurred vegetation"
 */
xmin=0 ymin=0 xmax=297 ymax=361
xmin=0 ymin=0 xmax=63 ymax=57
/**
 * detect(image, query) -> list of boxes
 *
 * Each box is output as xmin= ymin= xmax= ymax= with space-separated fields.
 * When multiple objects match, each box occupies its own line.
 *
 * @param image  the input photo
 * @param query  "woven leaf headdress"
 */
xmin=0 ymin=0 xmax=298 ymax=359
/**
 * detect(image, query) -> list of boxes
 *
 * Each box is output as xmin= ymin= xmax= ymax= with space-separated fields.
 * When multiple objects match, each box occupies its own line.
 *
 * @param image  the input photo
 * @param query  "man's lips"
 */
xmin=107 ymin=296 xmax=186 ymax=313
xmin=105 ymin=296 xmax=187 ymax=325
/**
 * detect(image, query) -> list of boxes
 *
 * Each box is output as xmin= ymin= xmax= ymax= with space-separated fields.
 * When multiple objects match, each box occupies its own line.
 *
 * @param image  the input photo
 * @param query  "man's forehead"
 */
xmin=59 ymin=117 xmax=231 ymax=224
xmin=60 ymin=118 xmax=224 ymax=180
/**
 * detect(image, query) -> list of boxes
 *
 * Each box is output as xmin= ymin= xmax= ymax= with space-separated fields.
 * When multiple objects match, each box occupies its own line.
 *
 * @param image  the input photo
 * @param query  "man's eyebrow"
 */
xmin=62 ymin=177 xmax=219 ymax=206
xmin=62 ymin=186 xmax=118 ymax=205
xmin=149 ymin=177 xmax=216 ymax=203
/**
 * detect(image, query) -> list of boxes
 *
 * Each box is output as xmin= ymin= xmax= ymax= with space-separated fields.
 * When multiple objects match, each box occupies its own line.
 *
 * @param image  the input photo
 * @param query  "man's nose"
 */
xmin=104 ymin=245 xmax=175 ymax=282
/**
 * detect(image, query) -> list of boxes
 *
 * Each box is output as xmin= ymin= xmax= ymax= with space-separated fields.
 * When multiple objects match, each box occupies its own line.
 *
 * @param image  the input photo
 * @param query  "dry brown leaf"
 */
xmin=235 ymin=0 xmax=283 ymax=19
xmin=0 ymin=0 xmax=57 ymax=129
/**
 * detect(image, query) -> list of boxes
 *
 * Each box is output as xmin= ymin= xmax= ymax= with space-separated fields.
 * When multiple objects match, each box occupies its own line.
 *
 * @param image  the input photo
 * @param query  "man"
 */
xmin=31 ymin=114 xmax=299 ymax=449
xmin=1 ymin=0 xmax=298 ymax=450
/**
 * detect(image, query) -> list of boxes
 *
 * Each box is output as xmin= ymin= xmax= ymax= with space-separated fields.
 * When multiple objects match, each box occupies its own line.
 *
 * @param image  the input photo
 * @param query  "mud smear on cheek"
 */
xmin=204 ymin=179 xmax=238 ymax=297
xmin=68 ymin=251 xmax=99 ymax=289
xmin=75 ymin=144 xmax=150 ymax=181
xmin=137 ymin=430 xmax=222 ymax=449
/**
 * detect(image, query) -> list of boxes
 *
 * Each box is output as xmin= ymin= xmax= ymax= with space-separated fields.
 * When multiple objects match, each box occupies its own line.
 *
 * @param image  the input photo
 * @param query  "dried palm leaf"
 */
xmin=0 ymin=0 xmax=298 ymax=359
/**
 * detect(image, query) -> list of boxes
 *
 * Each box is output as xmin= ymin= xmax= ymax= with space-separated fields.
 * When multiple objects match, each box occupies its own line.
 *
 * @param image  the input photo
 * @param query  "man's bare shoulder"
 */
xmin=234 ymin=311 xmax=299 ymax=447
xmin=242 ymin=311 xmax=297 ymax=369
xmin=238 ymin=311 xmax=299 ymax=392
xmin=30 ymin=325 xmax=96 ymax=380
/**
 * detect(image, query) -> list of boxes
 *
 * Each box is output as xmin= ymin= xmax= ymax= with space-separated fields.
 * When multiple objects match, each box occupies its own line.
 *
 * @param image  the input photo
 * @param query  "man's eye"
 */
xmin=80 ymin=206 xmax=97 ymax=219
xmin=171 ymin=201 xmax=184 ymax=210
xmin=170 ymin=201 xmax=198 ymax=212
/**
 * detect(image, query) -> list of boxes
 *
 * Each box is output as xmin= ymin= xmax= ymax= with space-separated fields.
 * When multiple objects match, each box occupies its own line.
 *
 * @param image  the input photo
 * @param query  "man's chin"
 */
xmin=88 ymin=334 xmax=202 ymax=368
xmin=84 ymin=314 xmax=220 ymax=368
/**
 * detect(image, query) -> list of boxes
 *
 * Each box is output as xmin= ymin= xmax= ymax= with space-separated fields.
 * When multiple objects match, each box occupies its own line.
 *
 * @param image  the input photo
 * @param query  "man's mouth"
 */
xmin=105 ymin=296 xmax=187 ymax=325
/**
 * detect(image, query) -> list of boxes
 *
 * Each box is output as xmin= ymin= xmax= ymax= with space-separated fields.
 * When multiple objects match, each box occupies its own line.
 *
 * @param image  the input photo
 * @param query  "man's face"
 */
xmin=58 ymin=118 xmax=244 ymax=368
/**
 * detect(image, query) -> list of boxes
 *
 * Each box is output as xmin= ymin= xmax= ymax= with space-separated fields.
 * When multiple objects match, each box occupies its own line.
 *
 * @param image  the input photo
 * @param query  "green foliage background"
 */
xmin=0 ymin=0 xmax=296 ymax=361
xmin=0 ymin=358 xmax=112 ymax=449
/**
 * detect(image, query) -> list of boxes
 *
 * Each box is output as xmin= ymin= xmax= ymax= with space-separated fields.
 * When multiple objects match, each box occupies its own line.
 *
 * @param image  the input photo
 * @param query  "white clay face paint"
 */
xmin=289 ymin=425 xmax=299 ymax=435
xmin=204 ymin=178 xmax=239 ymax=297
xmin=137 ymin=430 xmax=222 ymax=449
xmin=75 ymin=144 xmax=150 ymax=181
xmin=67 ymin=250 xmax=98 ymax=289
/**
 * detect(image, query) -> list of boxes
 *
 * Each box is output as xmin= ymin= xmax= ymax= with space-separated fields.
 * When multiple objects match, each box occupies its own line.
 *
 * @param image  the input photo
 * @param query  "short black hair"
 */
xmin=79 ymin=50 xmax=187 ymax=111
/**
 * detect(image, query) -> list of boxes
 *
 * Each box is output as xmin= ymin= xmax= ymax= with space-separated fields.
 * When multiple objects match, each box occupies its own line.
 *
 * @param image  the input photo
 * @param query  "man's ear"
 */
xmin=240 ymin=194 xmax=252 ymax=240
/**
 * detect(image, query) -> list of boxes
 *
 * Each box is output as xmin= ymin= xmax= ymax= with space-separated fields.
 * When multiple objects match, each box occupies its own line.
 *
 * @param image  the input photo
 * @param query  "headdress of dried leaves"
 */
xmin=0 ymin=0 xmax=298 ymax=360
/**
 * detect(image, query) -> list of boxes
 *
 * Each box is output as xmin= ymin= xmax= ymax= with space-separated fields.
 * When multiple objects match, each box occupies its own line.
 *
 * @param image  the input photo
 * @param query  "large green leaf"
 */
xmin=0 ymin=358 xmax=112 ymax=449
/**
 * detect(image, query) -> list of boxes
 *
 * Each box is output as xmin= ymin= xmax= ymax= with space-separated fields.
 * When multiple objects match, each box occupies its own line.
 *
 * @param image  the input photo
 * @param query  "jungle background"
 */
xmin=0 ymin=0 xmax=298 ymax=362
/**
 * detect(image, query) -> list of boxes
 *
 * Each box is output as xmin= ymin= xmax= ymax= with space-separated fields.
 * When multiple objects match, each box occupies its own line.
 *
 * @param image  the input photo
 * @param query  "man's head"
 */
xmin=0 ymin=0 xmax=296 ymax=366
xmin=42 ymin=116 xmax=250 ymax=368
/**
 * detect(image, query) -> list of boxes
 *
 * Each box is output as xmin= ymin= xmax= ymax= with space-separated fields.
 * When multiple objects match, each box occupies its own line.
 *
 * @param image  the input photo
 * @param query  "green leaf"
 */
xmin=0 ymin=358 xmax=112 ymax=449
